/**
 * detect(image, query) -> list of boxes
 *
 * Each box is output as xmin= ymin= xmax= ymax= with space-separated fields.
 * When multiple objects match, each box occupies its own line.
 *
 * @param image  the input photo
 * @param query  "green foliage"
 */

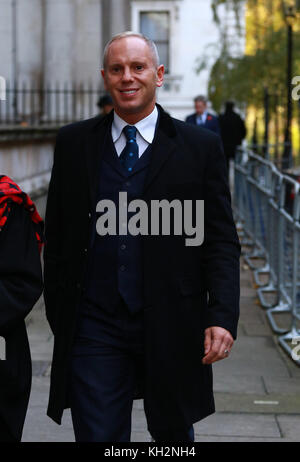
xmin=201 ymin=1 xmax=300 ymax=114
xmin=211 ymin=0 xmax=244 ymax=30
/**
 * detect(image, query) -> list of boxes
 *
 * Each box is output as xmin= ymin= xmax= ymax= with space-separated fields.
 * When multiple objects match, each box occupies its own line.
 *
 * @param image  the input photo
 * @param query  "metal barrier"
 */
xmin=234 ymin=148 xmax=300 ymax=365
xmin=278 ymin=180 xmax=300 ymax=366
xmin=256 ymin=168 xmax=282 ymax=308
xmin=234 ymin=151 xmax=273 ymax=272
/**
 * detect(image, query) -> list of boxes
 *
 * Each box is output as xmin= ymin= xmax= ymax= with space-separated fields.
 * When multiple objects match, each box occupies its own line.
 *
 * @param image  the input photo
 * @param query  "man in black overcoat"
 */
xmin=44 ymin=32 xmax=240 ymax=442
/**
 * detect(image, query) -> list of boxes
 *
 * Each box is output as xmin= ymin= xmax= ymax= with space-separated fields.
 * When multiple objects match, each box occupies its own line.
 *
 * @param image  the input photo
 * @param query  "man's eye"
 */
xmin=135 ymin=65 xmax=143 ymax=70
xmin=112 ymin=67 xmax=120 ymax=73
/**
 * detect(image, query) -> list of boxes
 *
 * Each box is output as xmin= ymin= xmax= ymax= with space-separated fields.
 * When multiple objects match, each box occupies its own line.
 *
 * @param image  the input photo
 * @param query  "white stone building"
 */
xmin=0 ymin=0 xmax=245 ymax=120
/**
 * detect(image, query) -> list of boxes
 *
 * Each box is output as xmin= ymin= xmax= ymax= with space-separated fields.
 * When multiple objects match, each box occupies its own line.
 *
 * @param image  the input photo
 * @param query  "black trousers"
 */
xmin=0 ymin=416 xmax=18 ymax=442
xmin=69 ymin=300 xmax=194 ymax=442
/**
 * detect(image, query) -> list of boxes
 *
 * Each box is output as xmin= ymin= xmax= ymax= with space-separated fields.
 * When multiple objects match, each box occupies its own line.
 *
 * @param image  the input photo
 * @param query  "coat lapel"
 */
xmin=85 ymin=113 xmax=113 ymax=206
xmin=85 ymin=106 xmax=178 ymax=201
xmin=143 ymin=104 xmax=177 ymax=193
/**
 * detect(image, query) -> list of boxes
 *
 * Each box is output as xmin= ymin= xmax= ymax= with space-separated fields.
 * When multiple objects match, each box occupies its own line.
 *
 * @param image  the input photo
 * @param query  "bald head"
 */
xmin=102 ymin=31 xmax=160 ymax=70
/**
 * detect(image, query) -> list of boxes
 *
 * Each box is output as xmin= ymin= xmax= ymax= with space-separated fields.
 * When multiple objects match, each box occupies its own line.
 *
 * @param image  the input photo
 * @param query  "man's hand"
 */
xmin=202 ymin=326 xmax=234 ymax=365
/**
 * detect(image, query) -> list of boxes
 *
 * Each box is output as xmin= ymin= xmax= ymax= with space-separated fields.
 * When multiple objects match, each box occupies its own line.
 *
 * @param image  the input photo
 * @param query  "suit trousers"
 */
xmin=0 ymin=416 xmax=18 ymax=442
xmin=69 ymin=299 xmax=194 ymax=442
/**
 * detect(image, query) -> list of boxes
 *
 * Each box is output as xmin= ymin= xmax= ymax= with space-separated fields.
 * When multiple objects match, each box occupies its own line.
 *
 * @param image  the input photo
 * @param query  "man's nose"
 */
xmin=122 ymin=67 xmax=134 ymax=82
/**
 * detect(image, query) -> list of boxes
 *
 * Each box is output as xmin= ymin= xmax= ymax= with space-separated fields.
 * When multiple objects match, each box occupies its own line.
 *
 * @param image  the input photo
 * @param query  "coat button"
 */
xmin=88 ymin=212 xmax=91 ymax=219
xmin=120 ymin=265 xmax=126 ymax=272
xmin=76 ymin=283 xmax=81 ymax=289
xmin=120 ymin=244 xmax=126 ymax=250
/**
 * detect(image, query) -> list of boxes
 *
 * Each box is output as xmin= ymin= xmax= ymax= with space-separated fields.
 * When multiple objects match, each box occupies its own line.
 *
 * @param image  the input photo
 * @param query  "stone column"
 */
xmin=43 ymin=0 xmax=75 ymax=86
xmin=74 ymin=0 xmax=102 ymax=85
xmin=0 ymin=0 xmax=13 ymax=82
xmin=43 ymin=0 xmax=75 ymax=121
xmin=110 ymin=0 xmax=131 ymax=36
xmin=17 ymin=0 xmax=43 ymax=85
xmin=101 ymin=0 xmax=131 ymax=54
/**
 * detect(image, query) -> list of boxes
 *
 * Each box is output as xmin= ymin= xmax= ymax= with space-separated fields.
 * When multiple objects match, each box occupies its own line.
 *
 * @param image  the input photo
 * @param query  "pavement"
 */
xmin=19 ymin=247 xmax=300 ymax=443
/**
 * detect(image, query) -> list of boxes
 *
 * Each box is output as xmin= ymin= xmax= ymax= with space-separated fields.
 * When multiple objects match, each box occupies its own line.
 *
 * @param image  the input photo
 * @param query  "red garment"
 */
xmin=0 ymin=175 xmax=44 ymax=253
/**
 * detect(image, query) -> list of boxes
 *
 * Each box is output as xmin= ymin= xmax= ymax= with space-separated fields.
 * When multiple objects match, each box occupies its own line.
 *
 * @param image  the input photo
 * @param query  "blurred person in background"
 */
xmin=219 ymin=101 xmax=246 ymax=174
xmin=185 ymin=95 xmax=220 ymax=135
xmin=0 ymin=175 xmax=43 ymax=442
xmin=97 ymin=94 xmax=113 ymax=119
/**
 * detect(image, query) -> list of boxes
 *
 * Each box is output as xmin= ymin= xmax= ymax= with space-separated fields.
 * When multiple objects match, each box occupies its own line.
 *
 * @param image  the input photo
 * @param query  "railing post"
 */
xmin=263 ymin=87 xmax=270 ymax=159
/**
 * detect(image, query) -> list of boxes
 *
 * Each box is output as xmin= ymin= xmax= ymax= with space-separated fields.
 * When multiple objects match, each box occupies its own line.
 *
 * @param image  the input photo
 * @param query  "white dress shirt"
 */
xmin=112 ymin=105 xmax=158 ymax=157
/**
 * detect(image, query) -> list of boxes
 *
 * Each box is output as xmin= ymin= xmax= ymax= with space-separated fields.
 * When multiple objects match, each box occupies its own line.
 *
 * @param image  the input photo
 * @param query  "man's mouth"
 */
xmin=119 ymin=89 xmax=139 ymax=95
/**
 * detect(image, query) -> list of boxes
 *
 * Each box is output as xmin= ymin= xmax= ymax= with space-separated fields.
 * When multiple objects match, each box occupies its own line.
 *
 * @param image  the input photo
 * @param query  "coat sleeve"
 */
xmin=201 ymin=135 xmax=241 ymax=339
xmin=185 ymin=114 xmax=194 ymax=124
xmin=0 ymin=204 xmax=43 ymax=336
xmin=43 ymin=131 xmax=63 ymax=334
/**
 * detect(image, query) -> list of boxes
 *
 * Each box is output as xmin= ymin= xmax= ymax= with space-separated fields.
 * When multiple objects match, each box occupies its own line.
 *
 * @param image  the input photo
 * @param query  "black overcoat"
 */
xmin=0 ymin=204 xmax=43 ymax=441
xmin=219 ymin=110 xmax=247 ymax=159
xmin=44 ymin=105 xmax=240 ymax=433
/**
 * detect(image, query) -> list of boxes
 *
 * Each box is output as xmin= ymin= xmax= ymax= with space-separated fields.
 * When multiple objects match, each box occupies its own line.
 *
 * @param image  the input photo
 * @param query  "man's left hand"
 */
xmin=202 ymin=326 xmax=234 ymax=365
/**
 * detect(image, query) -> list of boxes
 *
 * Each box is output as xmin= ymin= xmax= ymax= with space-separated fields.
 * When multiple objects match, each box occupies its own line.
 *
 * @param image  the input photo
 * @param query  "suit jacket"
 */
xmin=44 ymin=104 xmax=240 ymax=432
xmin=0 ymin=204 xmax=43 ymax=441
xmin=185 ymin=112 xmax=221 ymax=135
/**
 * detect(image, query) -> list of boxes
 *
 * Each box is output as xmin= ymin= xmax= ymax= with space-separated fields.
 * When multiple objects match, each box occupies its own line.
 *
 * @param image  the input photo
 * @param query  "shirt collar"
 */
xmin=112 ymin=105 xmax=158 ymax=144
xmin=196 ymin=110 xmax=207 ymax=119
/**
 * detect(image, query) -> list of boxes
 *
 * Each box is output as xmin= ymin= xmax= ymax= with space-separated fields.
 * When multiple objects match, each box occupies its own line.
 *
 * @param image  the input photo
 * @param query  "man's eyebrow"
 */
xmin=108 ymin=61 xmax=148 ymax=69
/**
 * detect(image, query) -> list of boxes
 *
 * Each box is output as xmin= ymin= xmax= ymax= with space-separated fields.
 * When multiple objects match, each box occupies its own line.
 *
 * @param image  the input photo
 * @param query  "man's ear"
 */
xmin=156 ymin=64 xmax=165 ymax=88
xmin=101 ymin=69 xmax=107 ymax=90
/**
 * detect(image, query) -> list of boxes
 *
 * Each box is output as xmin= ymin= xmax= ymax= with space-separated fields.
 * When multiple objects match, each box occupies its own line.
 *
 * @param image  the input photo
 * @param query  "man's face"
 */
xmin=195 ymin=100 xmax=206 ymax=115
xmin=101 ymin=37 xmax=164 ymax=123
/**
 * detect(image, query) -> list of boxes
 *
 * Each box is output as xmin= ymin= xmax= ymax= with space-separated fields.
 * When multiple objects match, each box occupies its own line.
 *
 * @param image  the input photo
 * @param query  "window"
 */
xmin=139 ymin=12 xmax=170 ymax=73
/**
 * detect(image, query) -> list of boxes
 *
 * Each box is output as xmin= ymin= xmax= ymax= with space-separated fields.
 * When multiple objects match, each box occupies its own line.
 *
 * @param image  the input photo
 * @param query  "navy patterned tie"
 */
xmin=119 ymin=125 xmax=139 ymax=173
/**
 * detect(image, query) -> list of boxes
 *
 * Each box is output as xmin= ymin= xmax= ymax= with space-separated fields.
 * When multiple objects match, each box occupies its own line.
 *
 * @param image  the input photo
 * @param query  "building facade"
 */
xmin=0 ymin=0 xmax=245 ymax=119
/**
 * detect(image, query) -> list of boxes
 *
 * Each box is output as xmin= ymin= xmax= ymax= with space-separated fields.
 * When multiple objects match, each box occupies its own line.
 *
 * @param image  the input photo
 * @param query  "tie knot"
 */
xmin=123 ymin=125 xmax=137 ymax=141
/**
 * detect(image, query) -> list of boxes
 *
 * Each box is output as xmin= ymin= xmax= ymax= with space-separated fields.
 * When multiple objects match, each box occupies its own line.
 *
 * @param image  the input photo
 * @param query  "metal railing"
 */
xmin=0 ymin=82 xmax=105 ymax=126
xmin=234 ymin=147 xmax=300 ymax=365
xmin=247 ymin=142 xmax=295 ymax=170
